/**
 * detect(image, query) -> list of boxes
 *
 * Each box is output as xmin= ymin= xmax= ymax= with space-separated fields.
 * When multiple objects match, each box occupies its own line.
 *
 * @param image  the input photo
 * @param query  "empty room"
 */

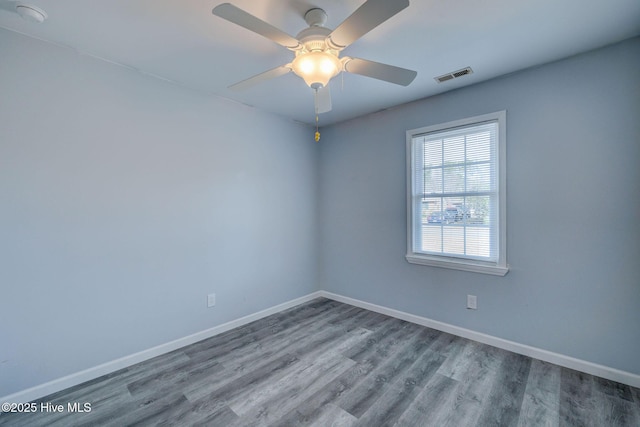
xmin=1 ymin=0 xmax=639 ymax=425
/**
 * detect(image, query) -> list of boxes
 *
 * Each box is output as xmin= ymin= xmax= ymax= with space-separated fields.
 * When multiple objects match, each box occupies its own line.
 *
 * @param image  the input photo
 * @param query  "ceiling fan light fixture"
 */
xmin=291 ymin=51 xmax=341 ymax=88
xmin=212 ymin=1 xmax=417 ymax=118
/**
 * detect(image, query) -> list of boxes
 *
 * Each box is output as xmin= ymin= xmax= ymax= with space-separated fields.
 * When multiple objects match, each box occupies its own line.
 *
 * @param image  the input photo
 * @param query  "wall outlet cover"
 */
xmin=467 ymin=295 xmax=477 ymax=310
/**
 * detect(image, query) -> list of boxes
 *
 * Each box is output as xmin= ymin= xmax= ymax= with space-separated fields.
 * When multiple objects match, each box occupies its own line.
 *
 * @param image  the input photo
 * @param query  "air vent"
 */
xmin=436 ymin=74 xmax=454 ymax=83
xmin=435 ymin=67 xmax=473 ymax=83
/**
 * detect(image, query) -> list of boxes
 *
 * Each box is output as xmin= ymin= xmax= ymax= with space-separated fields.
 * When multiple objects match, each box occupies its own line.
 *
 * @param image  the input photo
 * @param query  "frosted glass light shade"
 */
xmin=291 ymin=51 xmax=341 ymax=88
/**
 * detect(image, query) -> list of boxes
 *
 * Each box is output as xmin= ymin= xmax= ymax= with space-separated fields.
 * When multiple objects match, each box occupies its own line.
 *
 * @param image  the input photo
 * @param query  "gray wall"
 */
xmin=0 ymin=29 xmax=318 ymax=397
xmin=319 ymin=37 xmax=640 ymax=375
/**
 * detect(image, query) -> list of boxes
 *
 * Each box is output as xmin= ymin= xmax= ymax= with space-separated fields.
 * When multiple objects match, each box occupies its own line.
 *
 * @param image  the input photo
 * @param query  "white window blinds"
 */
xmin=406 ymin=111 xmax=507 ymax=275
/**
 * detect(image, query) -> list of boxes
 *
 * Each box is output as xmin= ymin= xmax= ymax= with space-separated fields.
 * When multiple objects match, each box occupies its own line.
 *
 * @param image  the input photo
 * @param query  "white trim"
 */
xmin=318 ymin=291 xmax=640 ymax=388
xmin=0 ymin=292 xmax=323 ymax=404
xmin=405 ymin=254 xmax=509 ymax=276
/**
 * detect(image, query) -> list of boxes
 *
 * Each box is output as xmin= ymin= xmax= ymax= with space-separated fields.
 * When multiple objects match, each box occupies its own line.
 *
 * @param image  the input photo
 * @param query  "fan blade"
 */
xmin=212 ymin=3 xmax=300 ymax=50
xmin=229 ymin=65 xmax=291 ymax=91
xmin=315 ymin=85 xmax=332 ymax=113
xmin=327 ymin=0 xmax=409 ymax=49
xmin=344 ymin=57 xmax=417 ymax=86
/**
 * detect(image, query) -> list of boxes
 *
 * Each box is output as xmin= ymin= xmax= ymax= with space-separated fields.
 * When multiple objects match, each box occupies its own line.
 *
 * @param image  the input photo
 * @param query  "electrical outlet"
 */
xmin=207 ymin=293 xmax=216 ymax=308
xmin=467 ymin=294 xmax=477 ymax=310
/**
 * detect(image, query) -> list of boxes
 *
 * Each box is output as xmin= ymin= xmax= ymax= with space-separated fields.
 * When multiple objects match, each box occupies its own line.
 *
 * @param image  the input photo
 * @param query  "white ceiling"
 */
xmin=1 ymin=0 xmax=639 ymax=126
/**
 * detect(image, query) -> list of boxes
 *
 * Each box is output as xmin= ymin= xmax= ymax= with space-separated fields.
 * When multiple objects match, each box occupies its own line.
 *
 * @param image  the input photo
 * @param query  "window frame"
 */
xmin=405 ymin=111 xmax=508 ymax=276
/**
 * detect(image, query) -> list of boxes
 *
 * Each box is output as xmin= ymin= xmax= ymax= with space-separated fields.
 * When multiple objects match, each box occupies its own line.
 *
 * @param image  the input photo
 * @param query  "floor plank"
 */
xmin=475 ymin=351 xmax=531 ymax=427
xmin=432 ymin=343 xmax=506 ymax=427
xmin=394 ymin=373 xmax=460 ymax=427
xmin=517 ymin=359 xmax=561 ymax=427
xmin=1 ymin=297 xmax=639 ymax=427
xmin=559 ymin=367 xmax=600 ymax=427
xmin=353 ymin=346 xmax=446 ymax=426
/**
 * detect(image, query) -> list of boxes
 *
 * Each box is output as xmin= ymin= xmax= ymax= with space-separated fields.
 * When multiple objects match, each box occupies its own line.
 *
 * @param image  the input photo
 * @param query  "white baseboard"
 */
xmin=318 ymin=290 xmax=640 ymax=389
xmin=4 ymin=289 xmax=639 ymax=403
xmin=0 ymin=292 xmax=323 ymax=404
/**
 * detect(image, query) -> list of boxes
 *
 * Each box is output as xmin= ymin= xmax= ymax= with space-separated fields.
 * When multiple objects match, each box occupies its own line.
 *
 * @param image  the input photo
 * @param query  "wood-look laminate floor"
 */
xmin=2 ymin=298 xmax=639 ymax=426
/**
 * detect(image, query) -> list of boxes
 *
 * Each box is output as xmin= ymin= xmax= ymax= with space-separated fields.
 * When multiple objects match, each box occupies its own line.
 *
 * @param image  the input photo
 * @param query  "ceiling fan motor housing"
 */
xmin=295 ymin=26 xmax=331 ymax=51
xmin=304 ymin=8 xmax=328 ymax=27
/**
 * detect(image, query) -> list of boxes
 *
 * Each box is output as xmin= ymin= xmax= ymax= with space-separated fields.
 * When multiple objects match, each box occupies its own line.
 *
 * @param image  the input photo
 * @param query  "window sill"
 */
xmin=406 ymin=254 xmax=509 ymax=276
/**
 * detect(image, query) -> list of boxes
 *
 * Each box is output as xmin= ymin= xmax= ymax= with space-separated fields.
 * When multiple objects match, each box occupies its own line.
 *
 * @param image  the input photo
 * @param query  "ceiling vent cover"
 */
xmin=435 ymin=67 xmax=473 ymax=83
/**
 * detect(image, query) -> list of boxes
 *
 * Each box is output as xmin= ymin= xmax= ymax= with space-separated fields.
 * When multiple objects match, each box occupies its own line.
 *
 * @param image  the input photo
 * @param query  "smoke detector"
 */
xmin=15 ymin=4 xmax=48 ymax=23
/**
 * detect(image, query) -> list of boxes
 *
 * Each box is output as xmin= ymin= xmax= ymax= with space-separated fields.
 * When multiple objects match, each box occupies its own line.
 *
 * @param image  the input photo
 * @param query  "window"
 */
xmin=406 ymin=111 xmax=508 ymax=275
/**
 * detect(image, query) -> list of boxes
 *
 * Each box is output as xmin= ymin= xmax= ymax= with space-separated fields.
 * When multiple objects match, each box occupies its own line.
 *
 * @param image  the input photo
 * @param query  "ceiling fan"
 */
xmin=212 ymin=0 xmax=417 ymax=115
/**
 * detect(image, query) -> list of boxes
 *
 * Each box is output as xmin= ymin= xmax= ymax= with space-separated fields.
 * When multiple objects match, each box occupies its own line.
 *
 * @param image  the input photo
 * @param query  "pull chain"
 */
xmin=313 ymin=88 xmax=320 ymax=142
